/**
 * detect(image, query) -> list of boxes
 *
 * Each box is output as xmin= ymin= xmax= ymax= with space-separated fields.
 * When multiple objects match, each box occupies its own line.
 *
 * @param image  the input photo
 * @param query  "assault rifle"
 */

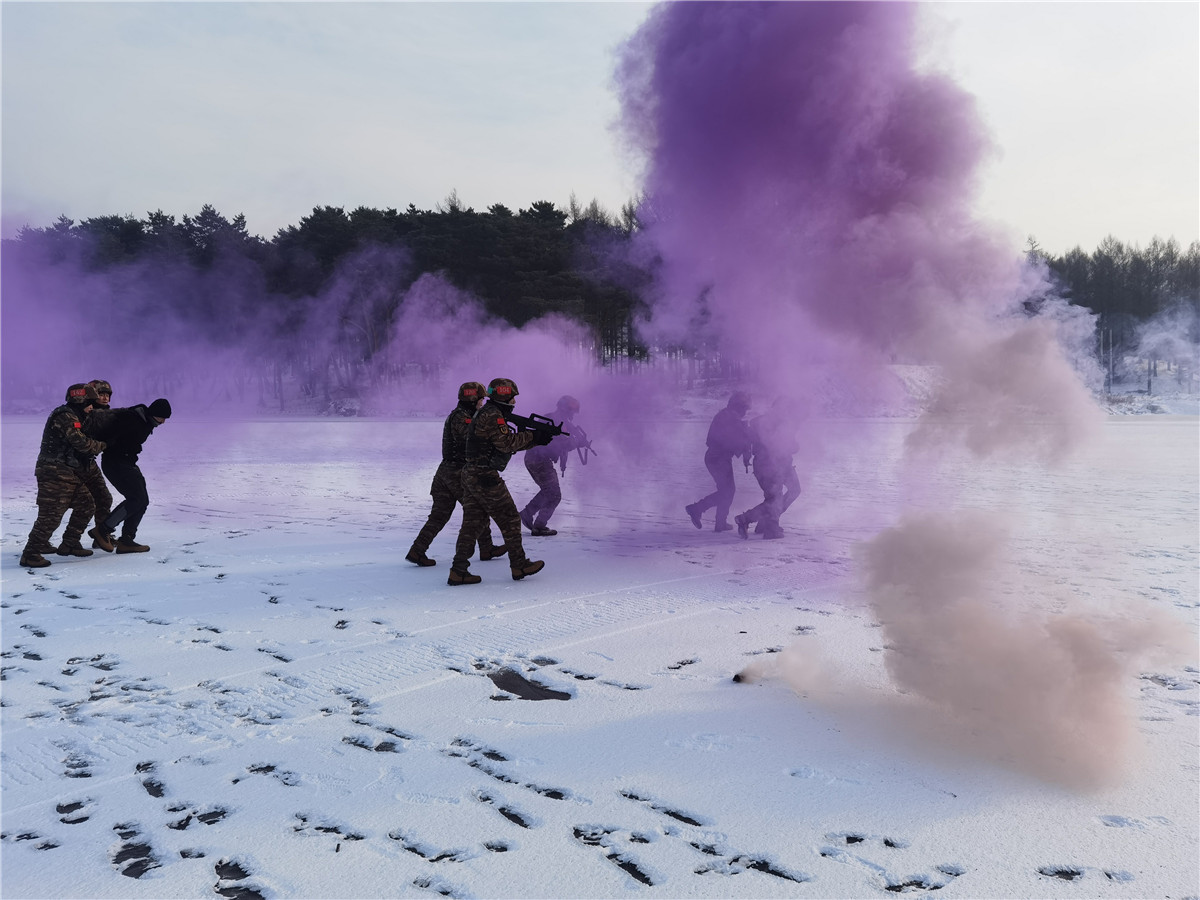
xmin=505 ymin=411 xmax=569 ymax=445
xmin=572 ymin=423 xmax=597 ymax=468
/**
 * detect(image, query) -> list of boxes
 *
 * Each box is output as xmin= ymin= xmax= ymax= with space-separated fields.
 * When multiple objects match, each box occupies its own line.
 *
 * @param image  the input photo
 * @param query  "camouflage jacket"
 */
xmin=440 ymin=404 xmax=476 ymax=469
xmin=525 ymin=424 xmax=580 ymax=469
xmin=465 ymin=401 xmax=535 ymax=472
xmin=748 ymin=413 xmax=799 ymax=482
xmin=34 ymin=404 xmax=106 ymax=474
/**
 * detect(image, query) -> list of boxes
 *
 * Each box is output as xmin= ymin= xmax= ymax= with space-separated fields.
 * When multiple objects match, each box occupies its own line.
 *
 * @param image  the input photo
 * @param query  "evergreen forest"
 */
xmin=5 ymin=197 xmax=1198 ymax=395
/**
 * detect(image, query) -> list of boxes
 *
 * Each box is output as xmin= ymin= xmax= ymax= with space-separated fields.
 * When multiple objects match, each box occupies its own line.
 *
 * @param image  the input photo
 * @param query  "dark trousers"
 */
xmin=453 ymin=467 xmax=528 ymax=573
xmin=522 ymin=457 xmax=561 ymax=527
xmin=101 ymin=457 xmax=149 ymax=541
xmin=25 ymin=468 xmax=94 ymax=552
xmin=411 ymin=463 xmax=497 ymax=556
xmin=693 ymin=449 xmax=737 ymax=526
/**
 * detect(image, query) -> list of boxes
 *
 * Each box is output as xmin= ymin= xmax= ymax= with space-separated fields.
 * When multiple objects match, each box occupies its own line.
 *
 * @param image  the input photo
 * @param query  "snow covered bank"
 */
xmin=1 ymin=416 xmax=1196 ymax=899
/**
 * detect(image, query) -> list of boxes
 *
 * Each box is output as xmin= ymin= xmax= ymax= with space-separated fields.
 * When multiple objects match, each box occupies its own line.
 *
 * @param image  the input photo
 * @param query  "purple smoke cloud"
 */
xmin=615 ymin=1 xmax=1183 ymax=787
xmin=615 ymin=1 xmax=1100 ymax=462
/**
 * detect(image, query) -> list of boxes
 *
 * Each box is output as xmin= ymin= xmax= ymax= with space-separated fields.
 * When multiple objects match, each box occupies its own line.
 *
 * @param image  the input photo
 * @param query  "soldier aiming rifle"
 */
xmin=519 ymin=395 xmax=588 ymax=537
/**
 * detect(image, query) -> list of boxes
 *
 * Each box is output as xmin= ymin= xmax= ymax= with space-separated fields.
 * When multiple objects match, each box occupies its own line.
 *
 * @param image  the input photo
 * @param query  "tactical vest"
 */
xmin=465 ymin=405 xmax=513 ymax=472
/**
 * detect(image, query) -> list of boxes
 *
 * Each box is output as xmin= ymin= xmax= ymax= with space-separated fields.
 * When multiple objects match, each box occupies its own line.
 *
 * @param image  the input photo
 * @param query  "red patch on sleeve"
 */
xmin=497 ymin=418 xmax=505 ymax=427
xmin=73 ymin=422 xmax=82 ymax=428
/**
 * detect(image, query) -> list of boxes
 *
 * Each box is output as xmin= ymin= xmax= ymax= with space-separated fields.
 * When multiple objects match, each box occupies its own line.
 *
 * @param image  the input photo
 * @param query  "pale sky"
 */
xmin=2 ymin=1 xmax=1196 ymax=255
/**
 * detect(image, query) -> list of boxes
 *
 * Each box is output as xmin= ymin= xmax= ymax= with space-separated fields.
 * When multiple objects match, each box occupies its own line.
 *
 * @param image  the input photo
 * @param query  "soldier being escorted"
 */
xmin=85 ymin=397 xmax=172 ymax=554
xmin=19 ymin=384 xmax=108 ymax=568
xmin=407 ymin=381 xmax=506 ymax=567
xmin=734 ymin=398 xmax=801 ymax=540
xmin=449 ymin=378 xmax=551 ymax=585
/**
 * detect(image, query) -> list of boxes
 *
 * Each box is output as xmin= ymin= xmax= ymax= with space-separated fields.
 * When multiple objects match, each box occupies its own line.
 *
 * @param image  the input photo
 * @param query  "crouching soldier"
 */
xmin=735 ymin=398 xmax=801 ymax=540
xmin=449 ymin=378 xmax=551 ymax=585
xmin=406 ymin=381 xmax=505 ymax=567
xmin=20 ymin=384 xmax=107 ymax=568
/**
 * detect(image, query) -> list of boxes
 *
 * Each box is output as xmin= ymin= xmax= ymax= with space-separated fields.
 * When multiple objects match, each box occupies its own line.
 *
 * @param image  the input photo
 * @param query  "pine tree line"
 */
xmin=6 ymin=202 xmax=1197 ymax=386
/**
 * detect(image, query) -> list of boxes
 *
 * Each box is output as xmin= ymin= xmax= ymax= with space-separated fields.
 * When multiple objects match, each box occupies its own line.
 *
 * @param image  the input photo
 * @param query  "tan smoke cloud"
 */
xmin=739 ymin=510 xmax=1187 ymax=789
xmin=907 ymin=316 xmax=1106 ymax=466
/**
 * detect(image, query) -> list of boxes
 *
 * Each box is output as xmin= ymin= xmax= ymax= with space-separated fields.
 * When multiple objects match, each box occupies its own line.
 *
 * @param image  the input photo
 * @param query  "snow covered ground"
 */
xmin=1 ymin=413 xmax=1196 ymax=900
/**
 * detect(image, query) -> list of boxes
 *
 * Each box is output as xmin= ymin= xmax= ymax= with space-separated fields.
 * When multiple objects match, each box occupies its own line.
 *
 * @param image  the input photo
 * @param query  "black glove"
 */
xmin=532 ymin=430 xmax=554 ymax=446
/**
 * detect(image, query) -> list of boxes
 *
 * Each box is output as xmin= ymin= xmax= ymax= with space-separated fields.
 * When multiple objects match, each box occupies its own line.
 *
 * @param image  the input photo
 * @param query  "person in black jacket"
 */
xmin=685 ymin=391 xmax=753 ymax=532
xmin=85 ymin=398 xmax=171 ymax=553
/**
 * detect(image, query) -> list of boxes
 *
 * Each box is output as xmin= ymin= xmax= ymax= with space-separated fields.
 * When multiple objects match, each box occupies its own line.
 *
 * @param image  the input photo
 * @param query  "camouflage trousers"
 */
xmin=739 ymin=466 xmax=801 ymax=533
xmin=79 ymin=461 xmax=113 ymax=530
xmin=521 ymin=457 xmax=561 ymax=528
xmin=453 ymin=466 xmax=528 ymax=573
xmin=410 ymin=463 xmax=498 ymax=556
xmin=25 ymin=467 xmax=94 ymax=553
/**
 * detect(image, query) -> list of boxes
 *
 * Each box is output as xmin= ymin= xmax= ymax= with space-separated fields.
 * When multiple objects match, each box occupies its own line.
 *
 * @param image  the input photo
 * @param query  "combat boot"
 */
xmin=28 ymin=540 xmax=58 ymax=555
xmin=735 ymin=515 xmax=749 ymax=540
xmin=510 ymin=559 xmax=545 ymax=581
xmin=19 ymin=551 xmax=51 ymax=568
xmin=480 ymin=544 xmax=508 ymax=561
xmin=115 ymin=539 xmax=150 ymax=554
xmin=89 ymin=526 xmax=115 ymax=553
xmin=406 ymin=548 xmax=436 ymax=567
xmin=530 ymin=526 xmax=557 ymax=536
xmin=685 ymin=504 xmax=702 ymax=529
xmin=519 ymin=508 xmax=536 ymax=532
xmin=714 ymin=521 xmax=732 ymax=533
xmin=57 ymin=542 xmax=94 ymax=557
xmin=447 ymin=569 xmax=482 ymax=586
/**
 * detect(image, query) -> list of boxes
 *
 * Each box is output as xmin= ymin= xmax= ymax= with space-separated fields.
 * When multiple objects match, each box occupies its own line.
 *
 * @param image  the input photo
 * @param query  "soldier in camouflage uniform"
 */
xmin=520 ymin=394 xmax=582 ymax=536
xmin=81 ymin=379 xmax=115 ymax=552
xmin=19 ymin=384 xmax=108 ymax=568
xmin=406 ymin=381 xmax=505 ymax=567
xmin=449 ymin=378 xmax=552 ymax=585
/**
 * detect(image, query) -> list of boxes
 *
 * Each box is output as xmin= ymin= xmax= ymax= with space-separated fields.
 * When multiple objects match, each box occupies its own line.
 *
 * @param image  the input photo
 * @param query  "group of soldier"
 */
xmin=686 ymin=391 xmax=801 ymax=540
xmin=18 ymin=375 xmax=799 ymax=581
xmin=406 ymin=378 xmax=799 ymax=586
xmin=405 ymin=378 xmax=588 ymax=586
xmin=19 ymin=380 xmax=172 ymax=569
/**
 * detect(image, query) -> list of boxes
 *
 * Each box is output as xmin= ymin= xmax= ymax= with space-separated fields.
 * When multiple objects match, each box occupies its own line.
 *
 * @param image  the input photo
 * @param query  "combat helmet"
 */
xmin=88 ymin=379 xmax=113 ymax=397
xmin=728 ymin=391 xmax=751 ymax=414
xmin=458 ymin=381 xmax=486 ymax=406
xmin=556 ymin=395 xmax=580 ymax=416
xmin=65 ymin=383 xmax=99 ymax=408
xmin=487 ymin=378 xmax=519 ymax=405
